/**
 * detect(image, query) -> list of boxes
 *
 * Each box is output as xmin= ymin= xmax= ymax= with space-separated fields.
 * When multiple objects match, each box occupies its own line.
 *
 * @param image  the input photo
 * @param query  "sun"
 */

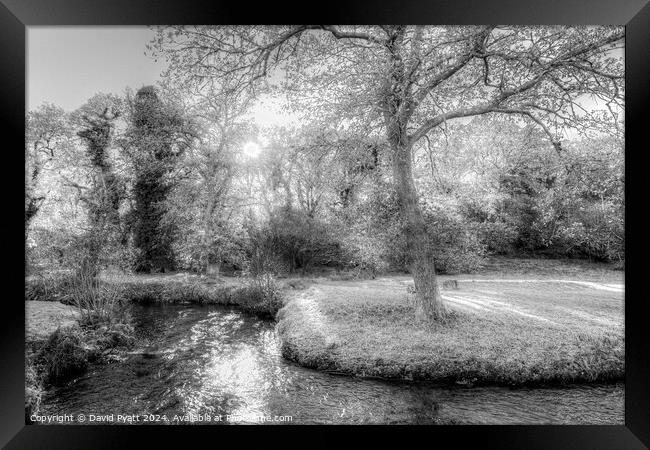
xmin=242 ymin=141 xmax=262 ymax=158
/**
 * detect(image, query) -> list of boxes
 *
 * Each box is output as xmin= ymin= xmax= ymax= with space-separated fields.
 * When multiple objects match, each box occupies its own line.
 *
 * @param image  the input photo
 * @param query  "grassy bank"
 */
xmin=25 ymin=300 xmax=136 ymax=421
xmin=26 ymin=271 xmax=284 ymax=319
xmin=25 ymin=270 xmax=285 ymax=420
xmin=276 ymin=273 xmax=624 ymax=386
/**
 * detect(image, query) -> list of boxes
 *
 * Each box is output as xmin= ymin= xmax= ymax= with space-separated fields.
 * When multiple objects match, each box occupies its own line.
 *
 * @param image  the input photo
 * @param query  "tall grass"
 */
xmin=68 ymin=269 xmax=123 ymax=325
xmin=236 ymin=273 xmax=283 ymax=318
xmin=25 ymin=272 xmax=76 ymax=303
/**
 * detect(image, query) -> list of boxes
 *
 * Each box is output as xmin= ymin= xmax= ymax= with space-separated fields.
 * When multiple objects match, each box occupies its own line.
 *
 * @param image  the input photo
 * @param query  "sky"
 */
xmin=27 ymin=26 xmax=297 ymax=131
xmin=28 ymin=26 xmax=621 ymax=139
xmin=27 ymin=26 xmax=167 ymax=111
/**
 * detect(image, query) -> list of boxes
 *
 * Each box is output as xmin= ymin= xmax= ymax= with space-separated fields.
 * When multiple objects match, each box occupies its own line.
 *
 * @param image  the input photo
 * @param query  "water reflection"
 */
xmin=39 ymin=304 xmax=624 ymax=425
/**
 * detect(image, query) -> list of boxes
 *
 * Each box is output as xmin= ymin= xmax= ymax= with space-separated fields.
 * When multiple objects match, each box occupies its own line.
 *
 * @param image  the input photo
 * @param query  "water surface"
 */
xmin=40 ymin=304 xmax=624 ymax=424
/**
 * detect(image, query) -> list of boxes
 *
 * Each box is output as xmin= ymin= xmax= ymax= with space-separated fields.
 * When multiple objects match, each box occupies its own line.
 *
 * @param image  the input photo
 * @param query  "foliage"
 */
xmin=26 ymin=26 xmax=625 ymax=319
xmin=415 ymin=117 xmax=624 ymax=263
xmin=125 ymin=86 xmax=193 ymax=273
xmin=420 ymin=198 xmax=487 ymax=273
xmin=474 ymin=222 xmax=519 ymax=255
xmin=38 ymin=325 xmax=89 ymax=384
xmin=248 ymin=207 xmax=345 ymax=274
xmin=344 ymin=186 xmax=487 ymax=274
xmin=25 ymin=354 xmax=43 ymax=421
xmin=25 ymin=272 xmax=77 ymax=303
xmin=25 ymin=103 xmax=76 ymax=261
xmin=235 ymin=273 xmax=284 ymax=319
xmin=339 ymin=231 xmax=391 ymax=279
xmin=68 ymin=268 xmax=124 ymax=325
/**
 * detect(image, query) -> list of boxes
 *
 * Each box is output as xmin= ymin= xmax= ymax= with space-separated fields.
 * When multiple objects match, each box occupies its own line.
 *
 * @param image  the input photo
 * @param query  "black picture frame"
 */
xmin=2 ymin=1 xmax=648 ymax=447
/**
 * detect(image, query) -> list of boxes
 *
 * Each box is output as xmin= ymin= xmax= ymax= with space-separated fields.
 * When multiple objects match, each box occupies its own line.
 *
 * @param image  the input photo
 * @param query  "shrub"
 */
xmin=422 ymin=198 xmax=486 ymax=274
xmin=26 ymin=227 xmax=76 ymax=274
xmin=475 ymin=222 xmax=519 ymax=255
xmin=38 ymin=325 xmax=89 ymax=384
xmin=69 ymin=269 xmax=124 ymax=325
xmin=116 ymin=279 xmax=222 ymax=304
xmin=249 ymin=207 xmax=345 ymax=274
xmin=339 ymin=232 xmax=390 ymax=279
xmin=87 ymin=321 xmax=136 ymax=351
xmin=348 ymin=189 xmax=486 ymax=275
xmin=572 ymin=202 xmax=624 ymax=262
xmin=235 ymin=273 xmax=284 ymax=318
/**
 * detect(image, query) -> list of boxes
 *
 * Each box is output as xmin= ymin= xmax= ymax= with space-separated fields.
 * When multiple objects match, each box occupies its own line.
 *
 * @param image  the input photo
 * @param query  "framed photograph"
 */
xmin=3 ymin=0 xmax=648 ymax=447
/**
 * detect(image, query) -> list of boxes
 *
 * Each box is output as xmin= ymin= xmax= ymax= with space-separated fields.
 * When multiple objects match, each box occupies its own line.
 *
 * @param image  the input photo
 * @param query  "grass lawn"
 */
xmin=276 ymin=262 xmax=624 ymax=385
xmin=26 ymin=301 xmax=79 ymax=343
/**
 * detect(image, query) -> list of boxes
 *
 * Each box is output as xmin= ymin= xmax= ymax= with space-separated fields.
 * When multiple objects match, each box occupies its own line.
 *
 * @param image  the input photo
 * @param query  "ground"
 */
xmin=26 ymin=301 xmax=79 ymax=343
xmin=276 ymin=258 xmax=624 ymax=385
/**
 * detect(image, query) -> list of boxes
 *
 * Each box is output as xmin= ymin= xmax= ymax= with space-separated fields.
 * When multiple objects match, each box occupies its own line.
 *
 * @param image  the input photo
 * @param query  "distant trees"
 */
xmin=25 ymin=103 xmax=73 ymax=241
xmin=414 ymin=115 xmax=624 ymax=263
xmin=156 ymin=73 xmax=256 ymax=275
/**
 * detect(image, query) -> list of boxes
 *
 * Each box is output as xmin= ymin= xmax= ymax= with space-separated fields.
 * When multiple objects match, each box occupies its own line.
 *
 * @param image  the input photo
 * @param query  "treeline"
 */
xmin=235 ymin=119 xmax=624 ymax=277
xmin=26 ymin=87 xmax=194 ymax=276
xmin=26 ymin=88 xmax=624 ymax=280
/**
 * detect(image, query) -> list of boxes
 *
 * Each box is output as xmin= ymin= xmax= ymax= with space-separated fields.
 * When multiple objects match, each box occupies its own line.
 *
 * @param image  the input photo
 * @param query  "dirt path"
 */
xmin=456 ymin=279 xmax=624 ymax=293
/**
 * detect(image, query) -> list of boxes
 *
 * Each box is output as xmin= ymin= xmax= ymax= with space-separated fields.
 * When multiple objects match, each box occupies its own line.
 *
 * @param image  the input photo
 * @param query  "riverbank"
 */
xmin=276 ymin=271 xmax=624 ymax=386
xmin=35 ymin=301 xmax=624 ymax=424
xmin=25 ymin=269 xmax=288 ymax=420
xmin=25 ymin=299 xmax=137 ymax=421
xmin=26 ymin=271 xmax=283 ymax=319
xmin=26 ymin=301 xmax=80 ymax=343
xmin=26 ymin=257 xmax=624 ymax=390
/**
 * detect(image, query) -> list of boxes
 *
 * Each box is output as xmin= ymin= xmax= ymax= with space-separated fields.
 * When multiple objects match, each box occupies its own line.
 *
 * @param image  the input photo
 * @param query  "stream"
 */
xmin=39 ymin=304 xmax=624 ymax=425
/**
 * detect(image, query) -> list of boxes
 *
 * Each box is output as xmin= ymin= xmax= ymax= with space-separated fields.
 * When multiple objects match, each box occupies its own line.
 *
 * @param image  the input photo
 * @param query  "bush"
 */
xmin=171 ymin=224 xmax=247 ymax=275
xmin=69 ymin=269 xmax=124 ymax=325
xmin=554 ymin=202 xmax=624 ymax=262
xmin=117 ymin=278 xmax=221 ymax=304
xmin=249 ymin=207 xmax=345 ymax=274
xmin=87 ymin=321 xmax=136 ymax=351
xmin=38 ymin=325 xmax=89 ymax=384
xmin=339 ymin=232 xmax=390 ymax=279
xmin=346 ymin=188 xmax=486 ymax=275
xmin=475 ymin=222 xmax=519 ymax=255
xmin=234 ymin=273 xmax=284 ymax=319
xmin=26 ymin=227 xmax=75 ymax=274
xmin=422 ymin=198 xmax=486 ymax=274
xmin=113 ymin=274 xmax=284 ymax=319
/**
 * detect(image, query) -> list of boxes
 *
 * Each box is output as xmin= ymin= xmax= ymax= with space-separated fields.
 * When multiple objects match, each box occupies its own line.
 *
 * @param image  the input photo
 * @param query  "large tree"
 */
xmin=75 ymin=105 xmax=123 ymax=276
xmin=151 ymin=25 xmax=624 ymax=321
xmin=125 ymin=86 xmax=193 ymax=273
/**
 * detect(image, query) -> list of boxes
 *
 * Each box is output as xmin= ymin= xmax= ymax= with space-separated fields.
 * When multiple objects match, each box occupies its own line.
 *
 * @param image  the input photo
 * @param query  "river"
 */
xmin=39 ymin=304 xmax=624 ymax=425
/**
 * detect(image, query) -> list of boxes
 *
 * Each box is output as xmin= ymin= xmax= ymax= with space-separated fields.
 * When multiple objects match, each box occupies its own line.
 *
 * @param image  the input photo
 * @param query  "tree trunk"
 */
xmin=390 ymin=138 xmax=447 ymax=322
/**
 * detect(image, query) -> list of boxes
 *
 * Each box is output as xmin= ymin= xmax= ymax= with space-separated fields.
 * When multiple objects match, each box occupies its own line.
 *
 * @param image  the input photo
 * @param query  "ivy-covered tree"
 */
xmin=126 ymin=86 xmax=193 ymax=273
xmin=75 ymin=104 xmax=124 ymax=277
